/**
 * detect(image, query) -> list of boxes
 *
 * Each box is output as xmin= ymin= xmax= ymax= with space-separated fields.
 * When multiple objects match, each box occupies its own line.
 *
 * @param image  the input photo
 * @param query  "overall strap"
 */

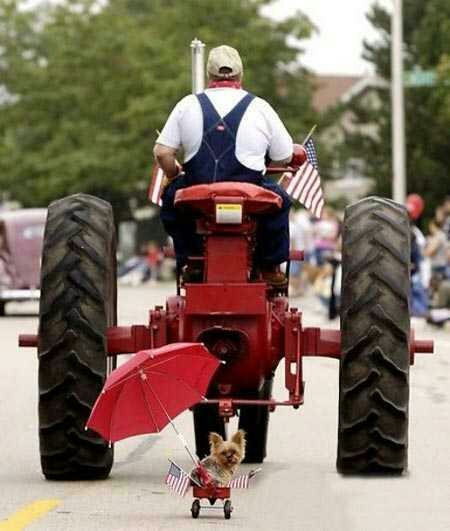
xmin=221 ymin=93 xmax=255 ymax=135
xmin=196 ymin=92 xmax=221 ymax=131
xmin=190 ymin=92 xmax=258 ymax=183
xmin=196 ymin=92 xmax=255 ymax=134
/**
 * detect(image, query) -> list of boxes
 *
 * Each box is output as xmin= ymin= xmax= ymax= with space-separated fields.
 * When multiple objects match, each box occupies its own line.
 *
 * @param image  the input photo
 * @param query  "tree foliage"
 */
xmin=345 ymin=0 xmax=450 ymax=217
xmin=0 ymin=0 xmax=316 ymax=217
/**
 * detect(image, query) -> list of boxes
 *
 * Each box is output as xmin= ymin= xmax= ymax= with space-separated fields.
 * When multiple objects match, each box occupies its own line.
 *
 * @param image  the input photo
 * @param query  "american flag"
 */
xmin=226 ymin=468 xmax=260 ymax=489
xmin=304 ymin=136 xmax=319 ymax=170
xmin=279 ymin=137 xmax=324 ymax=219
xmin=227 ymin=474 xmax=249 ymax=489
xmin=148 ymin=163 xmax=164 ymax=206
xmin=165 ymin=461 xmax=191 ymax=496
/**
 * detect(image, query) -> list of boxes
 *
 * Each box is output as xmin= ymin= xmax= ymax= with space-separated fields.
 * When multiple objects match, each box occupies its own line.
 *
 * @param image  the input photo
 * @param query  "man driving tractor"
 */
xmin=153 ymin=45 xmax=295 ymax=287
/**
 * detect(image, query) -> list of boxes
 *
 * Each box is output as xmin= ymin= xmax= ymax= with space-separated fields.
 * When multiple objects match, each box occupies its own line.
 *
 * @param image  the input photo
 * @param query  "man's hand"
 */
xmin=161 ymin=160 xmax=183 ymax=190
xmin=153 ymin=143 xmax=182 ymax=180
xmin=290 ymin=144 xmax=307 ymax=168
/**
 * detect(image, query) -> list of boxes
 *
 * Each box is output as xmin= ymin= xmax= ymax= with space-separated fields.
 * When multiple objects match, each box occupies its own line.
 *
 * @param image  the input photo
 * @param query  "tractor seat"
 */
xmin=174 ymin=182 xmax=282 ymax=217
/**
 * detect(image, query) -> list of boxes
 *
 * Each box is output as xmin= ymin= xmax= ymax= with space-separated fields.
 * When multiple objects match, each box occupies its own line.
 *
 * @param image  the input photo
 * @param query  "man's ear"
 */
xmin=231 ymin=429 xmax=246 ymax=450
xmin=209 ymin=432 xmax=223 ymax=449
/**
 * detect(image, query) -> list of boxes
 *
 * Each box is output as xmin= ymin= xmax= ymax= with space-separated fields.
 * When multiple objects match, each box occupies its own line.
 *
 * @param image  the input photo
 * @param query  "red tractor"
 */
xmin=20 ymin=178 xmax=433 ymax=480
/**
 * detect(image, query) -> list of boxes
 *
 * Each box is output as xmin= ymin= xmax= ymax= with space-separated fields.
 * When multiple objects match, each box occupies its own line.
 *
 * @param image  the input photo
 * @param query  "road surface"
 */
xmin=0 ymin=283 xmax=449 ymax=530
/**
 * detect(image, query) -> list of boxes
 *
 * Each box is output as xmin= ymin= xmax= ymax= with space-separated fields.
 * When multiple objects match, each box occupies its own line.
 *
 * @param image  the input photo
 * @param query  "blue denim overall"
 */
xmin=160 ymin=92 xmax=291 ymax=266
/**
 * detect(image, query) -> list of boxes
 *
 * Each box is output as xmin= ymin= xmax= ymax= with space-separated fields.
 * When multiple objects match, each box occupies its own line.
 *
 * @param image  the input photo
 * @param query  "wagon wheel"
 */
xmin=193 ymin=403 xmax=226 ymax=459
xmin=337 ymin=197 xmax=411 ymax=474
xmin=238 ymin=378 xmax=273 ymax=463
xmin=191 ymin=499 xmax=200 ymax=519
xmin=223 ymin=499 xmax=232 ymax=519
xmin=38 ymin=193 xmax=117 ymax=480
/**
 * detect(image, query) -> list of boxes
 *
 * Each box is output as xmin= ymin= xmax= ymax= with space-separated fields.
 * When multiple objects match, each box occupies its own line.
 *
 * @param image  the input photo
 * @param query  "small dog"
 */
xmin=192 ymin=430 xmax=246 ymax=487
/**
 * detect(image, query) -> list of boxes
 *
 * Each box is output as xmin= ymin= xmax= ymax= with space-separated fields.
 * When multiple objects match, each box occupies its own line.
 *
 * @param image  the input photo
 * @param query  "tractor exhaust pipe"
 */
xmin=191 ymin=38 xmax=205 ymax=94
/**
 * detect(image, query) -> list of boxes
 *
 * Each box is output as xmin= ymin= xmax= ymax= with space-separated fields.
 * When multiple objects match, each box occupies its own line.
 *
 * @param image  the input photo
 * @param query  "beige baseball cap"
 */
xmin=207 ymin=45 xmax=243 ymax=78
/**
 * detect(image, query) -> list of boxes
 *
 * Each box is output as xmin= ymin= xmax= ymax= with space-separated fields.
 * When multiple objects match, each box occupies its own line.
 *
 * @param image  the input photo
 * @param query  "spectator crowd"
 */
xmin=289 ymin=194 xmax=450 ymax=326
xmin=408 ymin=194 xmax=450 ymax=326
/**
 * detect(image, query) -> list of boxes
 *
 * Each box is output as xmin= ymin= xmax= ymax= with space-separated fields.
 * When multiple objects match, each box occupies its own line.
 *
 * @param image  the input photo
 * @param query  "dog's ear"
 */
xmin=231 ymin=429 xmax=246 ymax=451
xmin=209 ymin=432 xmax=223 ymax=449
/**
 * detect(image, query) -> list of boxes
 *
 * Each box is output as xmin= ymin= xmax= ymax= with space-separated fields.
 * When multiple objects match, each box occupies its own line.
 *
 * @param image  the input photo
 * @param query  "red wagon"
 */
xmin=191 ymin=485 xmax=232 ymax=519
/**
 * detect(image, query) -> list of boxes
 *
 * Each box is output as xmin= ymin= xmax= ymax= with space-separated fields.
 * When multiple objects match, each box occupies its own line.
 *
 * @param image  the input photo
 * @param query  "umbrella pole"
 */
xmin=167 ymin=418 xmax=199 ymax=467
xmin=141 ymin=374 xmax=200 ymax=467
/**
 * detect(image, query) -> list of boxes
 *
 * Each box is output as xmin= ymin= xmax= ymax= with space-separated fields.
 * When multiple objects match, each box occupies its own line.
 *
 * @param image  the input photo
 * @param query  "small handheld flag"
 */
xmin=165 ymin=461 xmax=191 ymax=496
xmin=227 ymin=474 xmax=249 ymax=489
xmin=279 ymin=136 xmax=324 ymax=218
xmin=148 ymin=163 xmax=164 ymax=206
xmin=227 ymin=468 xmax=260 ymax=489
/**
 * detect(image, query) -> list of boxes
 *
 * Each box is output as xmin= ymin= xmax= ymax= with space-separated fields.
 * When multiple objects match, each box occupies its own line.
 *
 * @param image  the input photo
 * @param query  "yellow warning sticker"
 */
xmin=216 ymin=203 xmax=243 ymax=224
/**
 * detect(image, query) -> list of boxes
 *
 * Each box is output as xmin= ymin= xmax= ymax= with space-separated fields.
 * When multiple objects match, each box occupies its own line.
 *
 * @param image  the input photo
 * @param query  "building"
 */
xmin=312 ymin=74 xmax=387 ymax=203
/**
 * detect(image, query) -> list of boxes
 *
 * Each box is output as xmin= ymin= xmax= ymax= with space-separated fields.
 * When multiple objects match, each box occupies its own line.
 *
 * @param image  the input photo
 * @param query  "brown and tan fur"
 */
xmin=193 ymin=430 xmax=246 ymax=487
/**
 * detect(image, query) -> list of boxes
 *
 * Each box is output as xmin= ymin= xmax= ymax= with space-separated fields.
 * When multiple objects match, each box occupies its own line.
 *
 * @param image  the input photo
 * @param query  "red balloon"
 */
xmin=406 ymin=193 xmax=425 ymax=220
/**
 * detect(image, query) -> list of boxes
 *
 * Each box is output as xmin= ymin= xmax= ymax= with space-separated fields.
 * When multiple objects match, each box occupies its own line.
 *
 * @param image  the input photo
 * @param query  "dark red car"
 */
xmin=0 ymin=209 xmax=46 ymax=315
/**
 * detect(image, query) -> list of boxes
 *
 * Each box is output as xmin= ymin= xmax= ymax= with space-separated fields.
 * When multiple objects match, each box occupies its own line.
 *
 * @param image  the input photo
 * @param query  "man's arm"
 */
xmin=259 ymin=99 xmax=293 ymax=166
xmin=271 ymin=154 xmax=293 ymax=166
xmin=153 ymin=96 xmax=191 ymax=180
xmin=153 ymin=144 xmax=181 ymax=179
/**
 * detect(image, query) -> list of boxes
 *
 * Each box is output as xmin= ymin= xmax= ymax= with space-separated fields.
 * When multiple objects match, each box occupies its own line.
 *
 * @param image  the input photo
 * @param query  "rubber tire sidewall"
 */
xmin=38 ymin=193 xmax=116 ymax=480
xmin=337 ymin=196 xmax=411 ymax=474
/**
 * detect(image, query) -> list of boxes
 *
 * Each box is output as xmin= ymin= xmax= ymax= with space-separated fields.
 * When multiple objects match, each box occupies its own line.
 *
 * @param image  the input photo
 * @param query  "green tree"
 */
xmin=0 ymin=0 xmax=316 ymax=218
xmin=344 ymin=0 xmax=450 ymax=217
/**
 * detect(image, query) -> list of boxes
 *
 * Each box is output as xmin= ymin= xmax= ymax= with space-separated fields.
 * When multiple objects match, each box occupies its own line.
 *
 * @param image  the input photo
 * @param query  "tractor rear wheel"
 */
xmin=193 ymin=404 xmax=226 ymax=459
xmin=38 ymin=193 xmax=116 ymax=480
xmin=238 ymin=378 xmax=273 ymax=463
xmin=337 ymin=197 xmax=411 ymax=474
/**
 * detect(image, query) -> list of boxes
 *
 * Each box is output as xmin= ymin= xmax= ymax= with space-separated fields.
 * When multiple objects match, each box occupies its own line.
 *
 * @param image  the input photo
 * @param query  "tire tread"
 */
xmin=337 ymin=196 xmax=410 ymax=474
xmin=38 ymin=193 xmax=115 ymax=480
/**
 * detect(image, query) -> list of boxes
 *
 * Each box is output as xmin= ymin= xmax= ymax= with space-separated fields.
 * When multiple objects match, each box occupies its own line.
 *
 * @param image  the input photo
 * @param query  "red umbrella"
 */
xmin=86 ymin=343 xmax=220 ymax=458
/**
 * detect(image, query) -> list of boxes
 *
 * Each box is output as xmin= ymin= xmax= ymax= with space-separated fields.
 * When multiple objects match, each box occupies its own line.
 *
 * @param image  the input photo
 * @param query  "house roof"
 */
xmin=312 ymin=75 xmax=362 ymax=112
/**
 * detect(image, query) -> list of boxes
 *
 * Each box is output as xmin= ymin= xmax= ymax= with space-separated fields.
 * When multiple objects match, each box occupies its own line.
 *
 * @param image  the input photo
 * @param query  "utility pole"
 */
xmin=391 ymin=0 xmax=406 ymax=203
xmin=191 ymin=38 xmax=205 ymax=94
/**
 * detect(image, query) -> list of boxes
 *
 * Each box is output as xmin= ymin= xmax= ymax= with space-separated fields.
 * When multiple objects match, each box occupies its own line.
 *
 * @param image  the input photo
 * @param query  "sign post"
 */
xmin=391 ymin=0 xmax=406 ymax=204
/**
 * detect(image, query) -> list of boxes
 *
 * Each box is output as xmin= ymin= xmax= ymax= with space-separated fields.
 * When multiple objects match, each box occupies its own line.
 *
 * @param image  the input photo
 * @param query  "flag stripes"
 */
xmin=279 ymin=163 xmax=324 ymax=218
xmin=148 ymin=164 xmax=164 ymax=206
xmin=165 ymin=461 xmax=191 ymax=496
xmin=279 ymin=137 xmax=324 ymax=218
xmin=227 ymin=474 xmax=250 ymax=489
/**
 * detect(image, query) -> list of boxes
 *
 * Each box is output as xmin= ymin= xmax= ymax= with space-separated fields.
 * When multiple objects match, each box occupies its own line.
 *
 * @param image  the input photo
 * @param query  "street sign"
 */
xmin=404 ymin=68 xmax=436 ymax=87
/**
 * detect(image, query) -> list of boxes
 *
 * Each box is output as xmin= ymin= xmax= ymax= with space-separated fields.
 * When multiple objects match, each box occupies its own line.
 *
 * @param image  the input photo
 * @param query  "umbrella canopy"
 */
xmin=86 ymin=343 xmax=220 ymax=443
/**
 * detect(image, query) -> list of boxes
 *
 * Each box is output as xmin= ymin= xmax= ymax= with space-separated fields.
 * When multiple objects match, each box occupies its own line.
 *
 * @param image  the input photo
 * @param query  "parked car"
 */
xmin=0 ymin=209 xmax=47 ymax=315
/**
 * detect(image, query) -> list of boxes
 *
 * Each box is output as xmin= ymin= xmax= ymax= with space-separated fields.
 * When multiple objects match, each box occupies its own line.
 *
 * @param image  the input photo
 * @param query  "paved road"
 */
xmin=0 ymin=283 xmax=449 ymax=530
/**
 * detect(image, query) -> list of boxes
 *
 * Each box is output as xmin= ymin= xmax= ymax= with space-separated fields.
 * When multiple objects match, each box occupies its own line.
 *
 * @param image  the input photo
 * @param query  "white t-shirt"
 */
xmin=156 ymin=88 xmax=293 ymax=171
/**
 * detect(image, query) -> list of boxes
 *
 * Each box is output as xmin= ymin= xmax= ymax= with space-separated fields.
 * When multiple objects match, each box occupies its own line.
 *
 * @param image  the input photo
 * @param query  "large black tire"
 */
xmin=193 ymin=404 xmax=226 ymax=460
xmin=238 ymin=378 xmax=273 ymax=463
xmin=38 ymin=193 xmax=117 ymax=480
xmin=0 ymin=301 xmax=5 ymax=316
xmin=337 ymin=197 xmax=411 ymax=474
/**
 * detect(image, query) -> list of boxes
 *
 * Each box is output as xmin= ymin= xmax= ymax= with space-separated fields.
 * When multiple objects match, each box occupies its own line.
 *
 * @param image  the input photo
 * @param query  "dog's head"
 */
xmin=208 ymin=430 xmax=246 ymax=470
